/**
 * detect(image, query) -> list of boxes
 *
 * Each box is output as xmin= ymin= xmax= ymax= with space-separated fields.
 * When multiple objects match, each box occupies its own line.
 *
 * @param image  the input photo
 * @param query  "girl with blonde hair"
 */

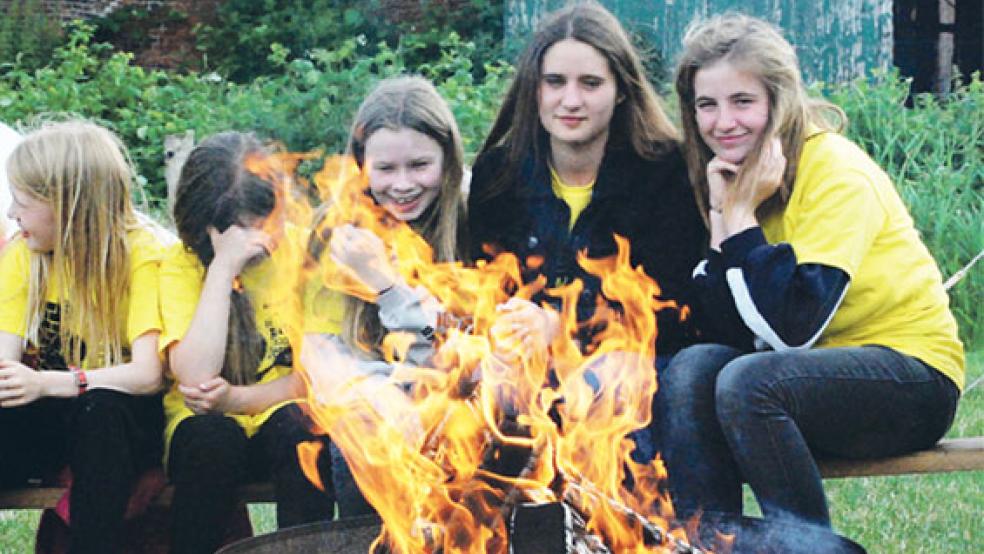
xmin=658 ymin=13 xmax=963 ymax=536
xmin=0 ymin=119 xmax=168 ymax=553
xmin=162 ymin=132 xmax=335 ymax=553
xmin=302 ymin=75 xmax=469 ymax=517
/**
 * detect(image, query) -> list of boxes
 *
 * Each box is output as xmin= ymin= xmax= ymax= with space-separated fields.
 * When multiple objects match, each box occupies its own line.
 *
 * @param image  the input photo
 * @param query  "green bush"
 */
xmin=0 ymin=0 xmax=64 ymax=69
xmin=0 ymin=22 xmax=510 ymax=207
xmin=193 ymin=0 xmax=505 ymax=83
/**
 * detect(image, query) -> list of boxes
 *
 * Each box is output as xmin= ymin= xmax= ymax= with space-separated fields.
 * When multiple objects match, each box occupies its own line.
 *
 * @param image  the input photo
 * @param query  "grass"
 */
xmin=3 ymin=353 xmax=980 ymax=552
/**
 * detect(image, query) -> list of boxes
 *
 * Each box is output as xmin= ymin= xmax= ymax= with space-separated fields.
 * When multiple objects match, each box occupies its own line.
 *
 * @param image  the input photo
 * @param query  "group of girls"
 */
xmin=0 ymin=1 xmax=963 ymax=553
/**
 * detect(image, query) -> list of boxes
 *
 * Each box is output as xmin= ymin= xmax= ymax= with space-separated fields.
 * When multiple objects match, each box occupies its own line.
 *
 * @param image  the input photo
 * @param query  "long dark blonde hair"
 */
xmin=675 ymin=14 xmax=847 ymax=224
xmin=172 ymin=132 xmax=277 ymax=385
xmin=8 ymin=120 xmax=147 ymax=368
xmin=477 ymin=1 xmax=679 ymax=200
xmin=314 ymin=76 xmax=468 ymax=358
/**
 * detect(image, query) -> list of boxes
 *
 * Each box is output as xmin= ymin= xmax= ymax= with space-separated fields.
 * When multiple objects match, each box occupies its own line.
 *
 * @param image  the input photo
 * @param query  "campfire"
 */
xmin=257 ymin=153 xmax=706 ymax=554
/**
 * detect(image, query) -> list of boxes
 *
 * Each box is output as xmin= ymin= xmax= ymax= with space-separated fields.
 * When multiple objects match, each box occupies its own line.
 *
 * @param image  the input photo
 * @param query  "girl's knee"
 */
xmin=715 ymin=353 xmax=784 ymax=419
xmin=662 ymin=344 xmax=739 ymax=391
xmin=169 ymin=415 xmax=245 ymax=478
xmin=72 ymin=390 xmax=132 ymax=438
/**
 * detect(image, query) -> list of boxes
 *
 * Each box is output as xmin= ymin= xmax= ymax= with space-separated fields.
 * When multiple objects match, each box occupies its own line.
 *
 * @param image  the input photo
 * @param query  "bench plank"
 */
xmin=818 ymin=437 xmax=984 ymax=478
xmin=3 ymin=438 xmax=982 ymax=509
xmin=0 ymin=482 xmax=275 ymax=511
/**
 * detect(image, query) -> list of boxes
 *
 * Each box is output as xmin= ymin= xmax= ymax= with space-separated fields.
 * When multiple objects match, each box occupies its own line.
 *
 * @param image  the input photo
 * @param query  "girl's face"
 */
xmin=7 ymin=186 xmax=56 ymax=253
xmin=365 ymin=127 xmax=444 ymax=222
xmin=693 ymin=60 xmax=771 ymax=164
xmin=538 ymin=38 xmax=619 ymax=152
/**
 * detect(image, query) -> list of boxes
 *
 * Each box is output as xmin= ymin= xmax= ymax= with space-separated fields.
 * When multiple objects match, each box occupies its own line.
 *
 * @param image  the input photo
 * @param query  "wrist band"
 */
xmin=70 ymin=366 xmax=88 ymax=396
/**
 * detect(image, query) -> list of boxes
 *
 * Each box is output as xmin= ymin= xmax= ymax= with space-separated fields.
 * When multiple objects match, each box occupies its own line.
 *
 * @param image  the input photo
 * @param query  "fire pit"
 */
xmin=217 ymin=513 xmax=866 ymax=554
xmin=217 ymin=516 xmax=381 ymax=554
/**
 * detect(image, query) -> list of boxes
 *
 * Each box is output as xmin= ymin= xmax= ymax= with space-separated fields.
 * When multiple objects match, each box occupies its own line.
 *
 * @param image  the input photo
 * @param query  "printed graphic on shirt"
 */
xmin=257 ymin=309 xmax=292 ymax=381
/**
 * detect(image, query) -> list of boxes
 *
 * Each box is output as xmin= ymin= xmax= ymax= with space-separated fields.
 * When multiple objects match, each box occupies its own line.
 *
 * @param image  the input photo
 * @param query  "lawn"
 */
xmin=2 ymin=352 xmax=981 ymax=552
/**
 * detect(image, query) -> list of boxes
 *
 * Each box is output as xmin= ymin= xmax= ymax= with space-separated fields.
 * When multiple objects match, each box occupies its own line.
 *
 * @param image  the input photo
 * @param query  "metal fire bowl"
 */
xmin=716 ymin=516 xmax=867 ymax=554
xmin=217 ymin=516 xmax=382 ymax=554
xmin=216 ymin=514 xmax=865 ymax=554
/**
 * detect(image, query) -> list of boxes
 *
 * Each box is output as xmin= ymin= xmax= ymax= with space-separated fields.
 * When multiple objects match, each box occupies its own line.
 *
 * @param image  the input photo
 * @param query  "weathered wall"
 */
xmin=505 ymin=0 xmax=894 ymax=84
xmin=33 ymin=0 xmax=177 ymax=20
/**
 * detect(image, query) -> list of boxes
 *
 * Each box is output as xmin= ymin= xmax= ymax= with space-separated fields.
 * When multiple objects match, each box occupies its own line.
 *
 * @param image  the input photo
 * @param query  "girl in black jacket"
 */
xmin=469 ymin=2 xmax=707 ymax=361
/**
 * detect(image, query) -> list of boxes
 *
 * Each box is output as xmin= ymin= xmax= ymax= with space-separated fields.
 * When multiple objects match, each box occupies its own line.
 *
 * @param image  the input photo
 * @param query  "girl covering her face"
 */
xmin=162 ymin=131 xmax=336 ymax=553
xmin=0 ymin=119 xmax=169 ymax=553
xmin=659 ymin=14 xmax=963 ymax=547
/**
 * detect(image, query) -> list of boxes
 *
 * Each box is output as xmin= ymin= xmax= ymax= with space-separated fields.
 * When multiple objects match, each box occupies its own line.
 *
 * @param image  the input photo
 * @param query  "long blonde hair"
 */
xmin=8 ymin=120 xmax=141 ymax=368
xmin=675 ymin=14 xmax=847 ymax=224
xmin=313 ymin=76 xmax=467 ymax=357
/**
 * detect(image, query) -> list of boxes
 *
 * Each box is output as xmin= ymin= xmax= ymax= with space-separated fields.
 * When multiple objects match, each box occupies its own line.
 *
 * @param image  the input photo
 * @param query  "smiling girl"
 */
xmin=658 ymin=14 xmax=964 ymax=536
xmin=0 ymin=120 xmax=169 ymax=553
xmin=301 ymin=75 xmax=468 ymax=517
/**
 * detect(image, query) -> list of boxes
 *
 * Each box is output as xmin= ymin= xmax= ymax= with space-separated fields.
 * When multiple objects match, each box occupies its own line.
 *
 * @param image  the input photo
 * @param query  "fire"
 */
xmin=248 ymin=151 xmax=707 ymax=553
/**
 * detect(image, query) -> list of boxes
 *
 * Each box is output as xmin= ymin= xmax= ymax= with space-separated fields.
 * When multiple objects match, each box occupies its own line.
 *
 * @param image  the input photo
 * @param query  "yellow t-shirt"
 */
xmin=550 ymin=166 xmax=595 ymax=231
xmin=0 ymin=228 xmax=167 ymax=369
xmin=302 ymin=277 xmax=346 ymax=336
xmin=759 ymin=131 xmax=965 ymax=390
xmin=159 ymin=242 xmax=300 ymax=451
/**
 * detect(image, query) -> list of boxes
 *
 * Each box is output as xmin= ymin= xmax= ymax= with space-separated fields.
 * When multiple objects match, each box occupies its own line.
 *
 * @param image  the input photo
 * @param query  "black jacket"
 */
xmin=467 ymin=142 xmax=708 ymax=355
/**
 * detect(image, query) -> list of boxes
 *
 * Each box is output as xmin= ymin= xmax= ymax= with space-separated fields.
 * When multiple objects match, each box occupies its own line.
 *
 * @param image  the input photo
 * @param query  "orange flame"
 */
xmin=246 ymin=151 xmax=708 ymax=553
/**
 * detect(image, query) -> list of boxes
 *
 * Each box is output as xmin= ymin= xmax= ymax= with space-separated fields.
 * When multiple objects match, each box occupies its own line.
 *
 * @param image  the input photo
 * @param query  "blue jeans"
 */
xmin=657 ymin=344 xmax=958 ymax=527
xmin=329 ymin=441 xmax=375 ymax=518
xmin=627 ymin=353 xmax=673 ymax=463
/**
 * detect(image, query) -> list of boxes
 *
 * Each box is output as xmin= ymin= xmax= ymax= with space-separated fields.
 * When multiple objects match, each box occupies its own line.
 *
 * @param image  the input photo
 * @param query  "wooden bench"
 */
xmin=816 ymin=436 xmax=984 ymax=478
xmin=0 ymin=482 xmax=275 ymax=511
xmin=2 ymin=437 xmax=982 ymax=511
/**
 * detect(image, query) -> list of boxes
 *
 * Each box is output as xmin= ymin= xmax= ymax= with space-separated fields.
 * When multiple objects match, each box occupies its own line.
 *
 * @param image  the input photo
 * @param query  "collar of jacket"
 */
xmin=513 ymin=141 xmax=636 ymax=203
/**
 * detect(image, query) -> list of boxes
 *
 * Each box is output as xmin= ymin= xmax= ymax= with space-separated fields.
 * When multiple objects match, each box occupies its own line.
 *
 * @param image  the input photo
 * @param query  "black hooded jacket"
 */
xmin=467 ymin=142 xmax=708 ymax=355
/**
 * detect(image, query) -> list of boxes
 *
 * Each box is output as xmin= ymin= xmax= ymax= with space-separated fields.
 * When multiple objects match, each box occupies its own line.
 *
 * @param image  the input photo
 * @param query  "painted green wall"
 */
xmin=505 ymin=0 xmax=893 ymax=84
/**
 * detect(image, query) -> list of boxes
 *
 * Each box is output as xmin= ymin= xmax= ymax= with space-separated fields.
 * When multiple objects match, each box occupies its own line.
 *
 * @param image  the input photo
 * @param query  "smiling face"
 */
xmin=538 ymin=38 xmax=619 ymax=152
xmin=364 ymin=127 xmax=444 ymax=222
xmin=7 ymin=186 xmax=56 ymax=252
xmin=693 ymin=60 xmax=771 ymax=164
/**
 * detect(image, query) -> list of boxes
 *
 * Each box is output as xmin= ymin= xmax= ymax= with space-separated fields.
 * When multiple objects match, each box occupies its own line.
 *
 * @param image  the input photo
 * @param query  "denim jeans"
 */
xmin=167 ymin=403 xmax=336 ymax=554
xmin=657 ymin=344 xmax=958 ymax=528
xmin=627 ymin=353 xmax=673 ymax=463
xmin=329 ymin=441 xmax=375 ymax=518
